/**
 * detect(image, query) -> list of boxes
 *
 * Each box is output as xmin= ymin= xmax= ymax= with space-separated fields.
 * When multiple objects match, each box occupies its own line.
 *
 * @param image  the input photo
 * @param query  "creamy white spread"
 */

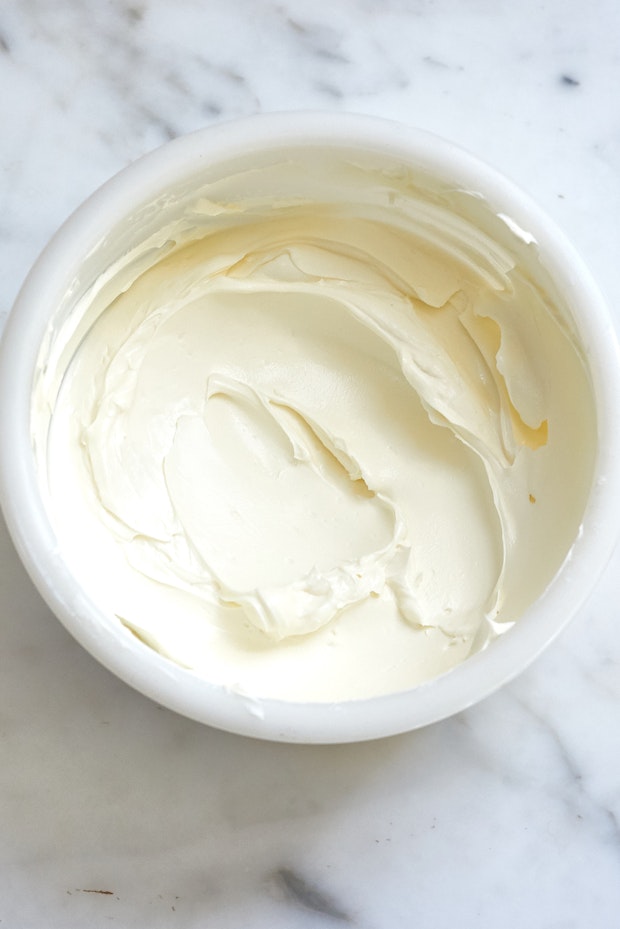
xmin=35 ymin=150 xmax=596 ymax=701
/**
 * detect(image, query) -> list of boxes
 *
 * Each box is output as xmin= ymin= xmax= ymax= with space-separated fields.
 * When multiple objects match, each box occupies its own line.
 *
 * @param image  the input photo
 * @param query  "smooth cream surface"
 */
xmin=39 ymin=152 xmax=596 ymax=701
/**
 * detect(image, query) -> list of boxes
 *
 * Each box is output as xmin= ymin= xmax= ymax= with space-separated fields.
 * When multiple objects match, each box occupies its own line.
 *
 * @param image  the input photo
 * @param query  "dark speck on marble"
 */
xmin=560 ymin=74 xmax=580 ymax=87
xmin=316 ymin=81 xmax=345 ymax=99
xmin=123 ymin=4 xmax=144 ymax=23
xmin=135 ymin=104 xmax=177 ymax=141
xmin=0 ymin=32 xmax=9 ymax=53
xmin=424 ymin=56 xmax=449 ymax=69
xmin=286 ymin=15 xmax=347 ymax=66
xmin=423 ymin=56 xmax=464 ymax=72
xmin=313 ymin=46 xmax=349 ymax=65
xmin=287 ymin=17 xmax=305 ymax=34
xmin=276 ymin=867 xmax=353 ymax=923
xmin=219 ymin=66 xmax=246 ymax=86
xmin=202 ymin=100 xmax=223 ymax=117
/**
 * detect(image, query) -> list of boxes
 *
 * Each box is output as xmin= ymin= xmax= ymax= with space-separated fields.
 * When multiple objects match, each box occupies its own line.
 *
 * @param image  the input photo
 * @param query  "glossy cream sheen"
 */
xmin=37 ymin=152 xmax=596 ymax=701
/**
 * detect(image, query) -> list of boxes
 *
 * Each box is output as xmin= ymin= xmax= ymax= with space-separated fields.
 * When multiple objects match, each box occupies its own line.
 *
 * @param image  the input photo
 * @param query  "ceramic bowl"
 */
xmin=1 ymin=113 xmax=619 ymax=743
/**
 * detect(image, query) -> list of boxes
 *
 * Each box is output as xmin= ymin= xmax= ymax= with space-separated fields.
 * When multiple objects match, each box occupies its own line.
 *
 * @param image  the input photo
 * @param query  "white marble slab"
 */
xmin=1 ymin=0 xmax=619 ymax=926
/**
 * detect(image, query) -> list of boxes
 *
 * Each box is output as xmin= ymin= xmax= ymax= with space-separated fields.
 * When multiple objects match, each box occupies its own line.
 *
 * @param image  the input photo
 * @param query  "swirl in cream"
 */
xmin=38 ymin=154 xmax=596 ymax=700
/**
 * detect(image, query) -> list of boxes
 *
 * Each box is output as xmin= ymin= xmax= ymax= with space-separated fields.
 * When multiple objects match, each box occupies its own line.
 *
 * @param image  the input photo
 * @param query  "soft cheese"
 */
xmin=36 ymin=151 xmax=596 ymax=701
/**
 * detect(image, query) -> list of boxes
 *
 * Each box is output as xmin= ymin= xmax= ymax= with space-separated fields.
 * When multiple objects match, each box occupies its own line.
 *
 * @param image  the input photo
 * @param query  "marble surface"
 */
xmin=1 ymin=0 xmax=619 ymax=926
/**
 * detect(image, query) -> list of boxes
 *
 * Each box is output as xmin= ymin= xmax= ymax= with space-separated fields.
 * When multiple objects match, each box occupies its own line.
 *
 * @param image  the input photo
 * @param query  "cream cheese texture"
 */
xmin=39 ymin=152 xmax=596 ymax=701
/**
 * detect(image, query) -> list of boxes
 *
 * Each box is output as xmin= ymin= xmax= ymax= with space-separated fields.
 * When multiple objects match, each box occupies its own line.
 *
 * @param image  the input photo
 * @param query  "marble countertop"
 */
xmin=1 ymin=1 xmax=619 ymax=926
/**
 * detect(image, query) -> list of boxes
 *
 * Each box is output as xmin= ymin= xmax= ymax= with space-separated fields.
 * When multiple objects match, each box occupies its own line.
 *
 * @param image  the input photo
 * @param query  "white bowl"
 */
xmin=1 ymin=113 xmax=619 ymax=743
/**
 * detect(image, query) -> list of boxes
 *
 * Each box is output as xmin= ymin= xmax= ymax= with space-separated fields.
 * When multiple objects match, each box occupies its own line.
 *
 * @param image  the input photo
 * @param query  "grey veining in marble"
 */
xmin=1 ymin=1 xmax=619 ymax=926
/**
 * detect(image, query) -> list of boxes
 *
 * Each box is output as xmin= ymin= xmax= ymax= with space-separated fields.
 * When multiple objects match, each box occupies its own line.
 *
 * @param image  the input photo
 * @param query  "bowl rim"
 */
xmin=1 ymin=111 xmax=619 ymax=743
